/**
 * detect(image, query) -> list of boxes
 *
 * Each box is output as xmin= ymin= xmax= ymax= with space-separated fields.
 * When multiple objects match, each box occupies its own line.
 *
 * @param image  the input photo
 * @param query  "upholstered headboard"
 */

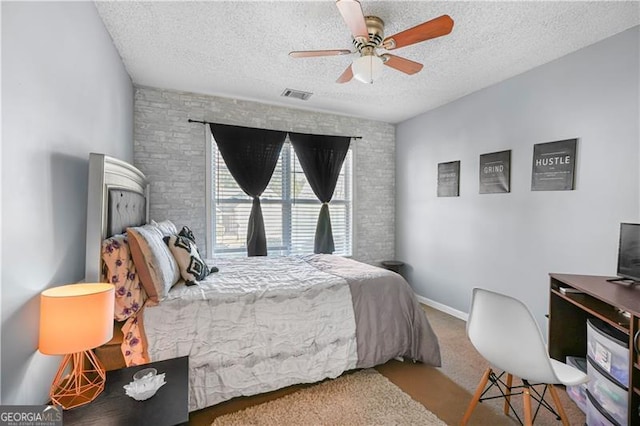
xmin=85 ymin=153 xmax=149 ymax=282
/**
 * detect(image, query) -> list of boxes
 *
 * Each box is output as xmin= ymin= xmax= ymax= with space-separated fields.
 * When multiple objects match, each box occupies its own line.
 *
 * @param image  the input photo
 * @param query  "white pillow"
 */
xmin=151 ymin=219 xmax=178 ymax=237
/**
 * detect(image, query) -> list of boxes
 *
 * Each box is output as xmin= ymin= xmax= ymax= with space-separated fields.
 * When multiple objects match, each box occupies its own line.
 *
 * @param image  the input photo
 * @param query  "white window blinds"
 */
xmin=210 ymin=136 xmax=352 ymax=257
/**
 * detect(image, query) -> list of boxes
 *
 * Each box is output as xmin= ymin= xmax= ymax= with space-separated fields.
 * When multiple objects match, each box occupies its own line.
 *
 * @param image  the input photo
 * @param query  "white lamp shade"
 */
xmin=39 ymin=283 xmax=114 ymax=355
xmin=352 ymin=55 xmax=384 ymax=84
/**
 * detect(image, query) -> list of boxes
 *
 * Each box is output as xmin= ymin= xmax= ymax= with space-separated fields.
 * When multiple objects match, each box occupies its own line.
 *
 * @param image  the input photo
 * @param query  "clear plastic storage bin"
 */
xmin=565 ymin=356 xmax=587 ymax=413
xmin=587 ymin=357 xmax=627 ymax=426
xmin=586 ymin=389 xmax=619 ymax=426
xmin=586 ymin=318 xmax=629 ymax=387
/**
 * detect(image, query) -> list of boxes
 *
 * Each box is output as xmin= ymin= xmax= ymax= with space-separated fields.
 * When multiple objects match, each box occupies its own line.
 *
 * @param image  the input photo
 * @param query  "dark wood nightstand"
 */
xmin=381 ymin=260 xmax=404 ymax=274
xmin=63 ymin=356 xmax=189 ymax=426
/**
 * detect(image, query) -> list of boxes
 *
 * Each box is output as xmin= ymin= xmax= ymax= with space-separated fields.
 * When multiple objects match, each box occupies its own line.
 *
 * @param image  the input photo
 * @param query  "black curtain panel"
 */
xmin=209 ymin=123 xmax=286 ymax=256
xmin=289 ymin=133 xmax=351 ymax=254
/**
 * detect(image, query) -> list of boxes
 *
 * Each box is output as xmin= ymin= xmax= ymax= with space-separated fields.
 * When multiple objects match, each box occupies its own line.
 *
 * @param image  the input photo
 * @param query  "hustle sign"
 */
xmin=531 ymin=139 xmax=577 ymax=191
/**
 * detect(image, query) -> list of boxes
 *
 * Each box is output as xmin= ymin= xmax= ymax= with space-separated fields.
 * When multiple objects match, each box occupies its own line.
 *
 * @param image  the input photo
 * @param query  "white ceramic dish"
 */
xmin=133 ymin=367 xmax=157 ymax=381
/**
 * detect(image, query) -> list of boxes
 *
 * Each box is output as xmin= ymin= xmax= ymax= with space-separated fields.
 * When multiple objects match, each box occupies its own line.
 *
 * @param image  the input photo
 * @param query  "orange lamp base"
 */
xmin=50 ymin=350 xmax=106 ymax=410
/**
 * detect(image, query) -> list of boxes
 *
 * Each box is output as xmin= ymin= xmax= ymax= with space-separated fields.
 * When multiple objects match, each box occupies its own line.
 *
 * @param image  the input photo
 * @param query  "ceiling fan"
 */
xmin=289 ymin=0 xmax=454 ymax=84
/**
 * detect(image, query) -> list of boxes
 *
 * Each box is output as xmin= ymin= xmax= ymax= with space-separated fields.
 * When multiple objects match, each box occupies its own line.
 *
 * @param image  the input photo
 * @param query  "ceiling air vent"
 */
xmin=281 ymin=88 xmax=312 ymax=101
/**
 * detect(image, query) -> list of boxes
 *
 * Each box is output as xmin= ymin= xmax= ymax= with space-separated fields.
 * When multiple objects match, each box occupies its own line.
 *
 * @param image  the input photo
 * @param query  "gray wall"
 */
xmin=1 ymin=2 xmax=133 ymax=404
xmin=396 ymin=27 xmax=640 ymax=330
xmin=133 ymin=86 xmax=396 ymax=265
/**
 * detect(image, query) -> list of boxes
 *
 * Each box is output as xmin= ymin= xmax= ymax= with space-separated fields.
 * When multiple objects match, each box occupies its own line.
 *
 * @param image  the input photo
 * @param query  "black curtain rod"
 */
xmin=188 ymin=119 xmax=362 ymax=140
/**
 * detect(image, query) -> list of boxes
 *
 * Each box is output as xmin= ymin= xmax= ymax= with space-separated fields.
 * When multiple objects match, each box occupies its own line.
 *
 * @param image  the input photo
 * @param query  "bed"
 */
xmin=85 ymin=153 xmax=441 ymax=412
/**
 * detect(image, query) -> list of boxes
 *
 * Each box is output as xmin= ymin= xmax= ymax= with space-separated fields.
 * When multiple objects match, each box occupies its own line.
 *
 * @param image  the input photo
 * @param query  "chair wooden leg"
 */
xmin=461 ymin=368 xmax=492 ymax=425
xmin=548 ymin=384 xmax=569 ymax=426
xmin=522 ymin=385 xmax=533 ymax=426
xmin=503 ymin=373 xmax=513 ymax=415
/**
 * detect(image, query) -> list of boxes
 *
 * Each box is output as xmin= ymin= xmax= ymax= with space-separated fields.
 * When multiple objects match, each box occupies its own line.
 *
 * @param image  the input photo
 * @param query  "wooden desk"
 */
xmin=63 ymin=356 xmax=188 ymax=426
xmin=548 ymin=273 xmax=640 ymax=425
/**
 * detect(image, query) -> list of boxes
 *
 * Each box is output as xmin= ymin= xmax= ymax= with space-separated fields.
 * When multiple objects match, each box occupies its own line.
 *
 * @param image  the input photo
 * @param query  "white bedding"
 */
xmin=142 ymin=255 xmax=358 ymax=411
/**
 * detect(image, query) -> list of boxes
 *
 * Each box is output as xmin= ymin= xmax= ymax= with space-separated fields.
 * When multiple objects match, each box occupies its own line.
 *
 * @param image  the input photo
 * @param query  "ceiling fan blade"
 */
xmin=381 ymin=54 xmax=423 ymax=75
xmin=336 ymin=0 xmax=369 ymax=42
xmin=383 ymin=15 xmax=454 ymax=50
xmin=336 ymin=65 xmax=354 ymax=83
xmin=289 ymin=49 xmax=352 ymax=58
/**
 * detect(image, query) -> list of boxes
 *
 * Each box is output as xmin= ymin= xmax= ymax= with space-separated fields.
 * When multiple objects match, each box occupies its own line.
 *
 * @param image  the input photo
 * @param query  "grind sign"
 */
xmin=531 ymin=139 xmax=577 ymax=191
xmin=479 ymin=150 xmax=511 ymax=194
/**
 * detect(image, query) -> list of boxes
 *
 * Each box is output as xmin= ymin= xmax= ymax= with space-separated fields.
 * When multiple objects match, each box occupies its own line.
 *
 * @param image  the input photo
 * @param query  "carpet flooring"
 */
xmin=189 ymin=304 xmax=586 ymax=425
xmin=422 ymin=305 xmax=585 ymax=425
xmin=211 ymin=369 xmax=446 ymax=425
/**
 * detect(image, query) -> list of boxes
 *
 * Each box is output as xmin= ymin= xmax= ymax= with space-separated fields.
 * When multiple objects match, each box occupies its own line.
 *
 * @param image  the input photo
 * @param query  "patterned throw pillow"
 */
xmin=176 ymin=226 xmax=219 ymax=273
xmin=163 ymin=235 xmax=211 ymax=286
xmin=178 ymin=225 xmax=196 ymax=243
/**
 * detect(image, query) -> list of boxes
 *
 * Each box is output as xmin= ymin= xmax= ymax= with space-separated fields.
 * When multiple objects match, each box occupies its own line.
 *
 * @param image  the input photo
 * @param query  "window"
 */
xmin=209 ymin=135 xmax=352 ymax=257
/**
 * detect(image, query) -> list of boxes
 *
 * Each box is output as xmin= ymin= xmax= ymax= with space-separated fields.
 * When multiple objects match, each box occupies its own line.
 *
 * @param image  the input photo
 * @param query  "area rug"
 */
xmin=211 ymin=369 xmax=446 ymax=425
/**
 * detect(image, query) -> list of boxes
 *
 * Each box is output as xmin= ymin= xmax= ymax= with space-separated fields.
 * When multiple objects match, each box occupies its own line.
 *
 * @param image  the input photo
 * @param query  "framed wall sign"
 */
xmin=437 ymin=161 xmax=460 ymax=197
xmin=531 ymin=138 xmax=577 ymax=191
xmin=479 ymin=150 xmax=511 ymax=194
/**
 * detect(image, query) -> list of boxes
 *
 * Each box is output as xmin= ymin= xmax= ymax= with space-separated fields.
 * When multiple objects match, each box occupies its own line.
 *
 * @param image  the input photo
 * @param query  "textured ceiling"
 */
xmin=95 ymin=1 xmax=639 ymax=124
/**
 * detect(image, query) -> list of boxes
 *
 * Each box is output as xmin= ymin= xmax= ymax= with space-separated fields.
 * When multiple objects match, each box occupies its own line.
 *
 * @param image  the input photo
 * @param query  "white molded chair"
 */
xmin=461 ymin=288 xmax=588 ymax=425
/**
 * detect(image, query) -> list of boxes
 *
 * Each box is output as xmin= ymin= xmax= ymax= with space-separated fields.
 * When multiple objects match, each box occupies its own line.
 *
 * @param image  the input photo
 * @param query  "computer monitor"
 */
xmin=614 ymin=223 xmax=640 ymax=284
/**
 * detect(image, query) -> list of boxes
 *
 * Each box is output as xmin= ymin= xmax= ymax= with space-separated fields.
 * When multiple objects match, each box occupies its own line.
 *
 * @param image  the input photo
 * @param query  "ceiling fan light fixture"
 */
xmin=352 ymin=54 xmax=383 ymax=84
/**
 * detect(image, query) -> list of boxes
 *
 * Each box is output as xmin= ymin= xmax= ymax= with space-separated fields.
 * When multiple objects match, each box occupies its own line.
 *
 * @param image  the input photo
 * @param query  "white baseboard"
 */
xmin=414 ymin=293 xmax=468 ymax=322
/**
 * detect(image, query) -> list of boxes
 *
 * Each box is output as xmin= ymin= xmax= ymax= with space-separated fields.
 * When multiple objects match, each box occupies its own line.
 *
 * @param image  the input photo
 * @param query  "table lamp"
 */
xmin=39 ymin=283 xmax=114 ymax=409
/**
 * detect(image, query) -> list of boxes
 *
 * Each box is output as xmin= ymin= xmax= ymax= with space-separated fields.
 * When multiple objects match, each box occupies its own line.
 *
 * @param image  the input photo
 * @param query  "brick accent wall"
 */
xmin=133 ymin=86 xmax=395 ymax=265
